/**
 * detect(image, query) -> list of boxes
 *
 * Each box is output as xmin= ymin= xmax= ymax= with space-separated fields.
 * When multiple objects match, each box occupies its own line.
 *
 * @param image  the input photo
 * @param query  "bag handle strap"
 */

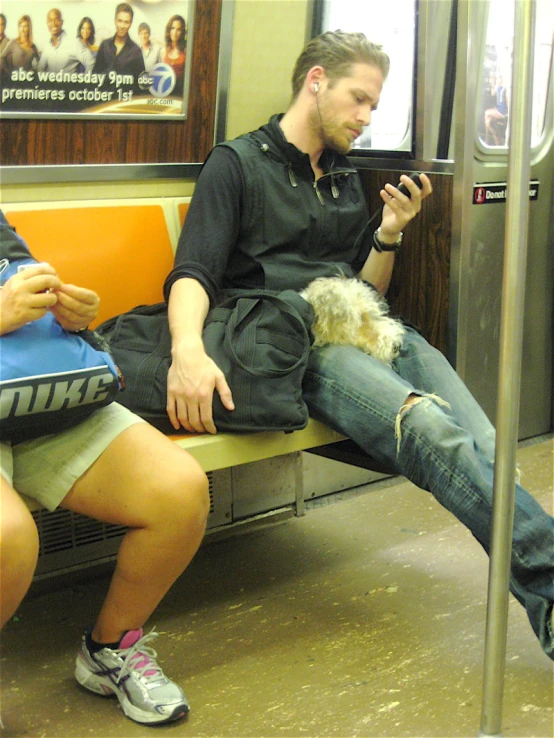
xmin=221 ymin=294 xmax=311 ymax=378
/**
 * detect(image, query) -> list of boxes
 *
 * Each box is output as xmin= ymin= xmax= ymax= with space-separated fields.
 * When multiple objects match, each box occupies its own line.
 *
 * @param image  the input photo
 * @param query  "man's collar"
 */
xmin=112 ymin=34 xmax=132 ymax=49
xmin=267 ymin=114 xmax=337 ymax=173
xmin=268 ymin=114 xmax=311 ymax=165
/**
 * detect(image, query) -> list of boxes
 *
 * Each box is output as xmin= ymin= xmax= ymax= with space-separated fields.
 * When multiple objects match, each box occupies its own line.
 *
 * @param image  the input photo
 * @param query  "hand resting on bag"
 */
xmin=0 ymin=263 xmax=99 ymax=336
xmin=167 ymin=334 xmax=234 ymax=435
xmin=166 ymin=278 xmax=234 ymax=435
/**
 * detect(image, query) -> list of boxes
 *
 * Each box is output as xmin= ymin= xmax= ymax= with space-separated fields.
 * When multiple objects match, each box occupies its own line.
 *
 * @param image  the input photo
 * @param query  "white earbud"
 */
xmin=313 ymin=82 xmax=319 ymax=93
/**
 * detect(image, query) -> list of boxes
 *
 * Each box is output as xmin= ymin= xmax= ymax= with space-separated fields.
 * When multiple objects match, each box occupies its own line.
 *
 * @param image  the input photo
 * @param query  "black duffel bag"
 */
xmin=96 ymin=290 xmax=314 ymax=434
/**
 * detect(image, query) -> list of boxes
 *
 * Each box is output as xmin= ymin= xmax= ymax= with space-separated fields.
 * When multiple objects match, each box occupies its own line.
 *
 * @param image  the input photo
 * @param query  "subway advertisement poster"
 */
xmin=0 ymin=1 xmax=193 ymax=118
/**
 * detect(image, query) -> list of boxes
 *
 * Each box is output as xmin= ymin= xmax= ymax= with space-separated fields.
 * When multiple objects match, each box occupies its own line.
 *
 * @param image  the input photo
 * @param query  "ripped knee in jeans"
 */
xmin=394 ymin=392 xmax=451 ymax=454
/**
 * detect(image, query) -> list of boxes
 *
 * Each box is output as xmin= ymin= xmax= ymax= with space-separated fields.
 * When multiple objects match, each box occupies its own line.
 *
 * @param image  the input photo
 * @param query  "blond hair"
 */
xmin=291 ymin=30 xmax=390 ymax=101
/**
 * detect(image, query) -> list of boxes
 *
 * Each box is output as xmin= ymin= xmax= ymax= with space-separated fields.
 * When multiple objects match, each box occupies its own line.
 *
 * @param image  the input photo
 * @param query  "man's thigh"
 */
xmin=303 ymin=330 xmax=495 ymax=461
xmin=303 ymin=343 xmax=413 ymax=442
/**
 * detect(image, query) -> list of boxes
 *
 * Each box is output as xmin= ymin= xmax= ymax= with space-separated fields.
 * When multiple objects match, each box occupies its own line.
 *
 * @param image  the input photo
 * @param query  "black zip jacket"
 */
xmin=164 ymin=114 xmax=373 ymax=306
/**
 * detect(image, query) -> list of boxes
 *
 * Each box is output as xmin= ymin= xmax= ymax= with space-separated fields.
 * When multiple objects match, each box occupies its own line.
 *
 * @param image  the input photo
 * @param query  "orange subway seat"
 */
xmin=5 ymin=205 xmax=175 ymax=327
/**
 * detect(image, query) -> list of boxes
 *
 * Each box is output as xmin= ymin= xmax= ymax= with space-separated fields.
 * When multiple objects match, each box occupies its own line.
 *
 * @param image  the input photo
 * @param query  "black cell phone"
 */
xmin=397 ymin=173 xmax=423 ymax=198
xmin=354 ymin=172 xmax=425 ymax=248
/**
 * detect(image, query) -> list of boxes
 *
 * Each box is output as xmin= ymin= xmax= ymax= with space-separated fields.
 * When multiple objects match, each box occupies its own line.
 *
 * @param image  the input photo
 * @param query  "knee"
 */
xmin=181 ymin=463 xmax=211 ymax=530
xmin=395 ymin=391 xmax=456 ymax=453
xmin=1 ymin=506 xmax=40 ymax=589
xmin=400 ymin=393 xmax=422 ymax=412
xmin=397 ymin=391 xmax=451 ymax=428
xmin=154 ymin=452 xmax=210 ymax=533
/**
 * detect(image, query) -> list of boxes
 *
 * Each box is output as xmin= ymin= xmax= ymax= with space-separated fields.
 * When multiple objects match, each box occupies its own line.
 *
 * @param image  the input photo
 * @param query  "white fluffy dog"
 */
xmin=300 ymin=276 xmax=406 ymax=365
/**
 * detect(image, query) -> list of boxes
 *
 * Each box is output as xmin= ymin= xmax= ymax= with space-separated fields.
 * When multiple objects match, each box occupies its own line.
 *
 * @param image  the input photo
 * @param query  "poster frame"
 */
xmin=0 ymin=1 xmax=195 ymax=122
xmin=0 ymin=0 xmax=233 ymax=184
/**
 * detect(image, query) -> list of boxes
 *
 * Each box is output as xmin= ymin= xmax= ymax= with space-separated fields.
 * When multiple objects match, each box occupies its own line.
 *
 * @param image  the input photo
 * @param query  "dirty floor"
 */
xmin=1 ymin=437 xmax=552 ymax=738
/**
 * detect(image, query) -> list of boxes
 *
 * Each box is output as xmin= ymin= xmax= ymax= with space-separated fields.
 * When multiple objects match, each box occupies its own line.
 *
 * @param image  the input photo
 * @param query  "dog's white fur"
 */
xmin=300 ymin=276 xmax=405 ymax=364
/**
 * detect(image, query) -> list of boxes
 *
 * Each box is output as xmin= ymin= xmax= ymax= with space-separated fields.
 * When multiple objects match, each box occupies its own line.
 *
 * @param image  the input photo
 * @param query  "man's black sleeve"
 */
xmin=164 ymin=146 xmax=243 ymax=305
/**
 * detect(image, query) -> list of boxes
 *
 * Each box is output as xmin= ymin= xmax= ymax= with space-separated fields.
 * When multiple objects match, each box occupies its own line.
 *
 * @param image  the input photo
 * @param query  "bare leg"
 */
xmin=60 ymin=423 xmax=209 ymax=644
xmin=484 ymin=107 xmax=506 ymax=145
xmin=0 ymin=478 xmax=40 ymax=629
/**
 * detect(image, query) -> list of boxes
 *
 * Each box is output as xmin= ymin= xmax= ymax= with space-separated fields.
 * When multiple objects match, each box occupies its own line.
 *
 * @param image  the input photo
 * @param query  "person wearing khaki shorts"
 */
xmin=1 ymin=257 xmax=210 ymax=726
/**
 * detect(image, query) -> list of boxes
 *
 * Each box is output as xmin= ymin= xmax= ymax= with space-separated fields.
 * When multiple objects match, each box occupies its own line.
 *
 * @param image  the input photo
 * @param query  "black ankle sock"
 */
xmin=86 ymin=629 xmax=121 ymax=653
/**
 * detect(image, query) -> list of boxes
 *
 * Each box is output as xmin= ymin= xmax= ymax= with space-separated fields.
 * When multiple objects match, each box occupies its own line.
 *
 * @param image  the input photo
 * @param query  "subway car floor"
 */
xmin=1 ymin=436 xmax=552 ymax=738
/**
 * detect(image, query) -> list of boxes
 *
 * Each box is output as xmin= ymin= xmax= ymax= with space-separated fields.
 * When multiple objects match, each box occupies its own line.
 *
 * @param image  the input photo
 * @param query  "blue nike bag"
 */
xmin=0 ymin=211 xmax=122 ymax=442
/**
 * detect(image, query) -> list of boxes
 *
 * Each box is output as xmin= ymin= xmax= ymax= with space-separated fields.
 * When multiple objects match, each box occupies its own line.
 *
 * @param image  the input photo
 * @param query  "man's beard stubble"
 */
xmin=310 ymin=94 xmax=353 ymax=156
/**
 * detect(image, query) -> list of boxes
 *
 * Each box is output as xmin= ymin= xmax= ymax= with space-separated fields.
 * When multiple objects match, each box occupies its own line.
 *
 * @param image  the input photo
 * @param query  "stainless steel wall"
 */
xmin=450 ymin=0 xmax=553 ymax=439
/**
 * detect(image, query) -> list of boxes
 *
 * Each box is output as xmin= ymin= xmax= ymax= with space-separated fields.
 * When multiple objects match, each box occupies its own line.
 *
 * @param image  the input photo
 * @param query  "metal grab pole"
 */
xmin=478 ymin=1 xmax=536 ymax=736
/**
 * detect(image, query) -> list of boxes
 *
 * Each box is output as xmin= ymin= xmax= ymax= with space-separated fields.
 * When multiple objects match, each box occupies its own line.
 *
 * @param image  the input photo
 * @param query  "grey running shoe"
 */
xmin=75 ymin=628 xmax=189 ymax=724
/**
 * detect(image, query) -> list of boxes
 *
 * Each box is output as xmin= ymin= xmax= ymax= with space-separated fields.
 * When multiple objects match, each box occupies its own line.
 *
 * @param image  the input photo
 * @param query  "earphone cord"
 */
xmin=314 ymin=84 xmax=382 ymax=251
xmin=352 ymin=205 xmax=382 ymax=251
xmin=314 ymin=86 xmax=325 ymax=144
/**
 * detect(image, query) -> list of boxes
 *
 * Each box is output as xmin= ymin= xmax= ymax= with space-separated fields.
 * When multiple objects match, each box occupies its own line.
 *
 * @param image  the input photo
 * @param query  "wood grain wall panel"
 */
xmin=181 ymin=0 xmax=222 ymax=156
xmin=84 ymin=121 xmax=128 ymax=163
xmin=358 ymin=169 xmax=452 ymax=354
xmin=0 ymin=0 xmax=222 ymax=167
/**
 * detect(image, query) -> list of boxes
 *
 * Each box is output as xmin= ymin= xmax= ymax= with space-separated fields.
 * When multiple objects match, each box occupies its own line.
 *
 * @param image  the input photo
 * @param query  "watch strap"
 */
xmin=373 ymin=228 xmax=403 ymax=253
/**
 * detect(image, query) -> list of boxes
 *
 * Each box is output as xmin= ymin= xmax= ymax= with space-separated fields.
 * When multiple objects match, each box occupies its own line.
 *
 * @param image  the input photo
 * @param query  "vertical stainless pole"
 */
xmin=478 ymin=1 xmax=536 ymax=736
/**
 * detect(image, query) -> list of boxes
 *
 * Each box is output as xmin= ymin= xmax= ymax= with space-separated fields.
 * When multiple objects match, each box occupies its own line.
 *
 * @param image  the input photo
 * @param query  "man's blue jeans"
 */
xmin=303 ymin=326 xmax=554 ymax=659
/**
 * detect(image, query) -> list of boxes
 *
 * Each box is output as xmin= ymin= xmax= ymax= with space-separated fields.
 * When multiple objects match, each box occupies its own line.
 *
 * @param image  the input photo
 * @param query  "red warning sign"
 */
xmin=473 ymin=181 xmax=539 ymax=204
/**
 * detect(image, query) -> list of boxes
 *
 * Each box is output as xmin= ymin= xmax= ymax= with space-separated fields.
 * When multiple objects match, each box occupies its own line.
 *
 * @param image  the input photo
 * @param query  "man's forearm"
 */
xmin=358 ymin=249 xmax=395 ymax=296
xmin=167 ymin=277 xmax=211 ymax=350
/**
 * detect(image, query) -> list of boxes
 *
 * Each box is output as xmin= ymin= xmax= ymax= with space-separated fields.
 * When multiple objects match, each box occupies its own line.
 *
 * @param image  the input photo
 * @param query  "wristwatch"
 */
xmin=373 ymin=227 xmax=403 ymax=253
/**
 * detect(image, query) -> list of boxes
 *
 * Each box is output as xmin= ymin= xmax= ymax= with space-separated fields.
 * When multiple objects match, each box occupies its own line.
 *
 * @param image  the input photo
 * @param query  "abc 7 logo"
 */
xmin=138 ymin=63 xmax=176 ymax=97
